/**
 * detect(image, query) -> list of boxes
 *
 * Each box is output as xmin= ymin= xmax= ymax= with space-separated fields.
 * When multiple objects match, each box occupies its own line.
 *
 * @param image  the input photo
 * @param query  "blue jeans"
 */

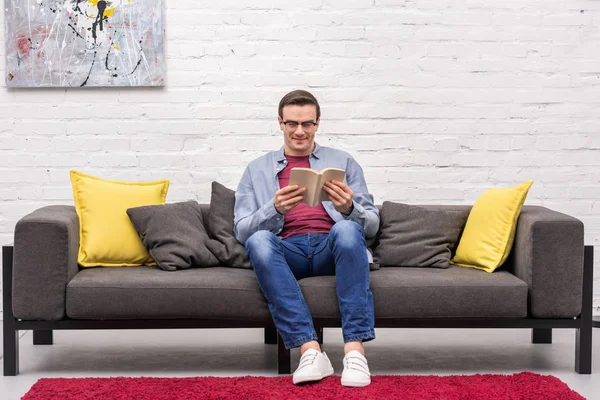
xmin=245 ymin=220 xmax=375 ymax=350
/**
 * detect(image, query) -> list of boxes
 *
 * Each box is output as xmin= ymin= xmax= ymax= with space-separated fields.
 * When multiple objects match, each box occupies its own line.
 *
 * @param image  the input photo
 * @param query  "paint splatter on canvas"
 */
xmin=5 ymin=0 xmax=164 ymax=87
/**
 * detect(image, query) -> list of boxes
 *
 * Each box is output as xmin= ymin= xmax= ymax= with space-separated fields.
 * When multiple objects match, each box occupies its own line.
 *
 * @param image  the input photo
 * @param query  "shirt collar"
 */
xmin=276 ymin=142 xmax=321 ymax=163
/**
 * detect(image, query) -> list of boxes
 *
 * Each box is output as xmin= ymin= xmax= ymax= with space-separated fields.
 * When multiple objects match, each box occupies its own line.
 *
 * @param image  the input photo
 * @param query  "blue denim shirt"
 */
xmin=233 ymin=142 xmax=380 ymax=245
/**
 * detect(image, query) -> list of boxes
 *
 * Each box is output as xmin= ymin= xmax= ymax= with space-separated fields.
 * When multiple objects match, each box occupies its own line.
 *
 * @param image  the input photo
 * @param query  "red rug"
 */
xmin=22 ymin=372 xmax=584 ymax=400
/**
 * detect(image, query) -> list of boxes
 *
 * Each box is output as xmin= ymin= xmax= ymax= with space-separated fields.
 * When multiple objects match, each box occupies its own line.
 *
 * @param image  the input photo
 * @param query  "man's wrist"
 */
xmin=341 ymin=202 xmax=354 ymax=216
xmin=272 ymin=198 xmax=283 ymax=215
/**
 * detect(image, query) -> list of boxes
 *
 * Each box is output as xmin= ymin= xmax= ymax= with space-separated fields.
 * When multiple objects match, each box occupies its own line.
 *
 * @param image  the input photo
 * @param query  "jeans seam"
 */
xmin=293 ymin=278 xmax=316 ymax=338
xmin=311 ymin=235 xmax=330 ymax=257
xmin=280 ymin=240 xmax=307 ymax=258
xmin=283 ymin=246 xmax=305 ymax=256
xmin=286 ymin=333 xmax=319 ymax=350
xmin=344 ymin=331 xmax=376 ymax=343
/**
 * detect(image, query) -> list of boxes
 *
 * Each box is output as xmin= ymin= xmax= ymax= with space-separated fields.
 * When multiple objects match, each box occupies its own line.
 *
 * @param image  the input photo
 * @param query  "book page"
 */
xmin=318 ymin=168 xmax=346 ymax=203
xmin=289 ymin=168 xmax=319 ymax=206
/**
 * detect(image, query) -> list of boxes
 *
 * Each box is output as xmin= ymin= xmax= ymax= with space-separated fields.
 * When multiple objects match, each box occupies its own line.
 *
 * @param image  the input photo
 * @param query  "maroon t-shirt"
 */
xmin=278 ymin=155 xmax=335 ymax=239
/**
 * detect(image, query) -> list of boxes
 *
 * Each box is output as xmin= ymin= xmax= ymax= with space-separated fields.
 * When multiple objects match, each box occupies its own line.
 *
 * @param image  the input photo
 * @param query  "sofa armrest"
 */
xmin=512 ymin=206 xmax=584 ymax=318
xmin=13 ymin=206 xmax=80 ymax=320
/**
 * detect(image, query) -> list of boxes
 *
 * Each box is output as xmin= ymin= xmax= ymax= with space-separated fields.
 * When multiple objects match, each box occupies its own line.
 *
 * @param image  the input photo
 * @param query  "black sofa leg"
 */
xmin=3 ymin=328 xmax=19 ymax=377
xmin=277 ymin=332 xmax=291 ymax=374
xmin=576 ymin=246 xmax=593 ymax=374
xmin=576 ymin=327 xmax=592 ymax=374
xmin=33 ymin=330 xmax=53 ymax=345
xmin=264 ymin=327 xmax=277 ymax=345
xmin=3 ymin=245 xmax=19 ymax=376
xmin=532 ymin=328 xmax=552 ymax=344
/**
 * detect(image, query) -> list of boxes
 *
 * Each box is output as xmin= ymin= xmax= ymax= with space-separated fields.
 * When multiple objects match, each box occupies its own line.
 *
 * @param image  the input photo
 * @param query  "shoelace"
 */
xmin=344 ymin=356 xmax=370 ymax=376
xmin=297 ymin=352 xmax=319 ymax=371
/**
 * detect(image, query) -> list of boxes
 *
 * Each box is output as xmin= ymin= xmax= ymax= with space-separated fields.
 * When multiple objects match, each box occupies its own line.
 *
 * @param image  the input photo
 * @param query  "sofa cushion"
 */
xmin=451 ymin=181 xmax=534 ymax=273
xmin=66 ymin=266 xmax=270 ymax=320
xmin=70 ymin=170 xmax=170 ymax=267
xmin=300 ymin=266 xmax=528 ymax=318
xmin=66 ymin=265 xmax=527 ymax=320
xmin=205 ymin=181 xmax=252 ymax=269
xmin=374 ymin=202 xmax=469 ymax=269
xmin=127 ymin=201 xmax=219 ymax=271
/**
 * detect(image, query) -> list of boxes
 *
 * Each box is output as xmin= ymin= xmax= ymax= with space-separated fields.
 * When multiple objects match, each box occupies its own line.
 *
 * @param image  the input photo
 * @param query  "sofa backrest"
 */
xmin=71 ymin=202 xmax=516 ymax=273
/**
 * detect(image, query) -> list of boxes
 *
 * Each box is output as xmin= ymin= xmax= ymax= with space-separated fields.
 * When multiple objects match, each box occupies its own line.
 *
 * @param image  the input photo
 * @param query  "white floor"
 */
xmin=1 ymin=325 xmax=599 ymax=399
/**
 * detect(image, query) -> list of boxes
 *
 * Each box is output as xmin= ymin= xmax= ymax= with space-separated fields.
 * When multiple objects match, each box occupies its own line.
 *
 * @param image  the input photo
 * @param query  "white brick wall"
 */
xmin=1 ymin=0 xmax=599 ymax=316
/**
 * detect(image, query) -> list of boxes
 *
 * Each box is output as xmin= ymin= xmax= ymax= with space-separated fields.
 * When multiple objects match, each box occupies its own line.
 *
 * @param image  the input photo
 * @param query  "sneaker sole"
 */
xmin=341 ymin=377 xmax=371 ymax=387
xmin=292 ymin=367 xmax=335 ymax=385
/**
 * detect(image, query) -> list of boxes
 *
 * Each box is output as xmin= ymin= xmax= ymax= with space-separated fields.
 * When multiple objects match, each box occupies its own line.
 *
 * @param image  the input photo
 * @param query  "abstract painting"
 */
xmin=5 ymin=0 xmax=164 ymax=87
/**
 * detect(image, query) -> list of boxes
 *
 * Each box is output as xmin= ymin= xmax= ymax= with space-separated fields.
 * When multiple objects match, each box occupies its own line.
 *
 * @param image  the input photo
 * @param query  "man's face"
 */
xmin=279 ymin=104 xmax=320 ymax=156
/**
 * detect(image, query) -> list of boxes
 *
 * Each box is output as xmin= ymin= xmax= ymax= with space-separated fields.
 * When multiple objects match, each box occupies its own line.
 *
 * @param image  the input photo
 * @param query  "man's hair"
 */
xmin=278 ymin=90 xmax=321 ymax=121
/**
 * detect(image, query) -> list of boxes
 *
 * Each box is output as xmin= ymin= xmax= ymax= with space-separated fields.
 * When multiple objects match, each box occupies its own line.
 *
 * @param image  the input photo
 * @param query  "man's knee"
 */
xmin=331 ymin=220 xmax=361 ymax=235
xmin=246 ymin=230 xmax=278 ymax=249
xmin=330 ymin=220 xmax=364 ymax=248
xmin=245 ymin=230 xmax=279 ymax=263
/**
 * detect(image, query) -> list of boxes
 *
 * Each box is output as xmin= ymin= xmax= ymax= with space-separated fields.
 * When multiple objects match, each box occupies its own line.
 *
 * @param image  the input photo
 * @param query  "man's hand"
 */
xmin=323 ymin=180 xmax=354 ymax=215
xmin=274 ymin=185 xmax=306 ymax=215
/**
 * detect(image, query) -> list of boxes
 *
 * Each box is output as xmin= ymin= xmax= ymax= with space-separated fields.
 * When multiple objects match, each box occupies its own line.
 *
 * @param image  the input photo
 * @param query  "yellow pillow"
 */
xmin=451 ymin=181 xmax=533 ymax=273
xmin=70 ymin=170 xmax=170 ymax=267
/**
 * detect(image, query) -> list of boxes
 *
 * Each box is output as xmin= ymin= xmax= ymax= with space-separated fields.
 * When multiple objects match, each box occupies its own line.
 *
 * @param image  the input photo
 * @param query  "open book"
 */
xmin=289 ymin=167 xmax=346 ymax=207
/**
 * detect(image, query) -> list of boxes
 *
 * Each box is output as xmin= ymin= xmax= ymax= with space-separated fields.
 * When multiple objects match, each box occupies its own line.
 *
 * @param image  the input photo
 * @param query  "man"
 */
xmin=234 ymin=89 xmax=379 ymax=387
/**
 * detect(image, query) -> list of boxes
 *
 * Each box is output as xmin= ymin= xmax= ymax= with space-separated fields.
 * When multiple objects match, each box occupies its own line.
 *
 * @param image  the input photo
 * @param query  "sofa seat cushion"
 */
xmin=66 ymin=267 xmax=271 ymax=320
xmin=300 ymin=266 xmax=528 ymax=319
xmin=67 ymin=266 xmax=528 ymax=321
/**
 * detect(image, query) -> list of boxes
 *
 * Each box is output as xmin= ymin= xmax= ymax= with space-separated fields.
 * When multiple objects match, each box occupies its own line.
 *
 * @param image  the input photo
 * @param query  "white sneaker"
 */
xmin=341 ymin=350 xmax=371 ymax=387
xmin=292 ymin=348 xmax=334 ymax=385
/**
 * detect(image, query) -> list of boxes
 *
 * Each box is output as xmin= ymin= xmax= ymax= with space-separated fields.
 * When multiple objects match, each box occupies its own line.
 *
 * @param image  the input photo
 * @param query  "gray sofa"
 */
xmin=2 ymin=204 xmax=594 ymax=376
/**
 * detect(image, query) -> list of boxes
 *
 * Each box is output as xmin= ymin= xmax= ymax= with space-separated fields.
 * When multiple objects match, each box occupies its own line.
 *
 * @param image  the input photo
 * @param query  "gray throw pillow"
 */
xmin=127 ymin=201 xmax=219 ymax=271
xmin=205 ymin=181 xmax=252 ymax=269
xmin=374 ymin=202 xmax=468 ymax=268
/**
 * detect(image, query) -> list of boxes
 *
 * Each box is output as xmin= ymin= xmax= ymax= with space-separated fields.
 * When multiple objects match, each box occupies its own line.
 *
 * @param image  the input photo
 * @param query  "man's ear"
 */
xmin=278 ymin=116 xmax=284 ymax=130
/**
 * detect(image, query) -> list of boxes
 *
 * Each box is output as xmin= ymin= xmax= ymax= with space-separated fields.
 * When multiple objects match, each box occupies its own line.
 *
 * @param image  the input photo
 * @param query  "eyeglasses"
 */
xmin=282 ymin=120 xmax=318 ymax=130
